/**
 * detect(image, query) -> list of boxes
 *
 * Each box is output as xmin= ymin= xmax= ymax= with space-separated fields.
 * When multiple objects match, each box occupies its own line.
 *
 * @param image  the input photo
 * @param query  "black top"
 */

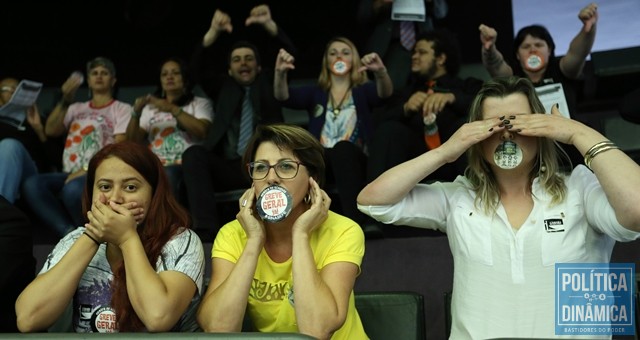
xmin=384 ymin=73 xmax=483 ymax=142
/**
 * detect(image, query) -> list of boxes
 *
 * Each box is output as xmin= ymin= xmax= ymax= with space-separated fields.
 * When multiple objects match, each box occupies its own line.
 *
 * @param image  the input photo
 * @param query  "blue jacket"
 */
xmin=281 ymin=82 xmax=381 ymax=147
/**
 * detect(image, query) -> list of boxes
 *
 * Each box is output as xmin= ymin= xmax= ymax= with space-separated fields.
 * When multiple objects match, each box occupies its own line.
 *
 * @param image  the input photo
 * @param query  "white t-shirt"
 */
xmin=40 ymin=227 xmax=205 ymax=333
xmin=62 ymin=100 xmax=131 ymax=173
xmin=139 ymin=96 xmax=213 ymax=165
xmin=359 ymin=165 xmax=640 ymax=339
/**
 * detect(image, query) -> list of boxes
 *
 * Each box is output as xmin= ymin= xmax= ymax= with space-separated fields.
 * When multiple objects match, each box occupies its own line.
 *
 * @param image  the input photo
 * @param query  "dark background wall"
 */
xmin=0 ymin=0 xmax=514 ymax=87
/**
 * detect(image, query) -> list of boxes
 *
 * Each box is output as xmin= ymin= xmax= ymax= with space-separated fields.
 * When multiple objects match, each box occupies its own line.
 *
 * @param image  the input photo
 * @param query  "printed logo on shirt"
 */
xmin=544 ymin=218 xmax=565 ymax=233
xmin=249 ymin=278 xmax=290 ymax=303
xmin=80 ymin=304 xmax=93 ymax=322
xmin=90 ymin=306 xmax=118 ymax=333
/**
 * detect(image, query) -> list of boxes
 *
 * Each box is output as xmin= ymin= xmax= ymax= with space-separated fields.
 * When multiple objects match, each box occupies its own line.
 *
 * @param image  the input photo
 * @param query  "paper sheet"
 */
xmin=0 ymin=80 xmax=43 ymax=129
xmin=535 ymin=83 xmax=570 ymax=118
xmin=391 ymin=0 xmax=426 ymax=21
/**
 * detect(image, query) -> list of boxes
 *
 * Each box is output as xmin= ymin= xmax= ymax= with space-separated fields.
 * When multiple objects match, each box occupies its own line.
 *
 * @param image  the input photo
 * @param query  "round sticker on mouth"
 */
xmin=256 ymin=185 xmax=293 ymax=222
xmin=494 ymin=141 xmax=523 ymax=169
xmin=524 ymin=54 xmax=544 ymax=72
xmin=331 ymin=60 xmax=349 ymax=75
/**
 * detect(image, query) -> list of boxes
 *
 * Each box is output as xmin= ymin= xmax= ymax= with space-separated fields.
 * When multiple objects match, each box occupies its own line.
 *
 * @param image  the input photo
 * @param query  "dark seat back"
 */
xmin=355 ymin=291 xmax=425 ymax=340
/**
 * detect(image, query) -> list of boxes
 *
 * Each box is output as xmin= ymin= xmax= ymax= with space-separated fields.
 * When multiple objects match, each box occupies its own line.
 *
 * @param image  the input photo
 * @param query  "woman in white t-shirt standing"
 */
xmin=126 ymin=57 xmax=213 ymax=197
xmin=22 ymin=57 xmax=132 ymax=237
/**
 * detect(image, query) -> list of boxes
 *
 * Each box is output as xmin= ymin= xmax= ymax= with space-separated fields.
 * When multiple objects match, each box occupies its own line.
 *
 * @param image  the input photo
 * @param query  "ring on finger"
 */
xmin=242 ymin=199 xmax=247 ymax=207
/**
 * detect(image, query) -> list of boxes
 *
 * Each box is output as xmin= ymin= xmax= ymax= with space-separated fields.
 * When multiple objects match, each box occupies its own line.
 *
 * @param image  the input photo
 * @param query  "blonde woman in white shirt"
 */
xmin=358 ymin=76 xmax=640 ymax=339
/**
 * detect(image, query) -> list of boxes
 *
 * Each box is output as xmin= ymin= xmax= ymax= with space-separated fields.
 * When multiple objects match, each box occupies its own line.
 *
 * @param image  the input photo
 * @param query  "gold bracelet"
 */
xmin=584 ymin=141 xmax=613 ymax=165
xmin=584 ymin=141 xmax=618 ymax=170
xmin=584 ymin=141 xmax=613 ymax=156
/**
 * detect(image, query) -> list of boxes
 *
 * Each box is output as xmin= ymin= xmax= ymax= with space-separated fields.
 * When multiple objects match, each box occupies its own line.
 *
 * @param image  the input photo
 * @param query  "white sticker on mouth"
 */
xmin=493 ymin=141 xmax=523 ymax=169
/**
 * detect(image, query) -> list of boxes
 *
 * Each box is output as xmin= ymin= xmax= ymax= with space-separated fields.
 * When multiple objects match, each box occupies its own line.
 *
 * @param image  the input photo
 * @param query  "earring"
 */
xmin=303 ymin=194 xmax=311 ymax=204
xmin=540 ymin=163 xmax=547 ymax=174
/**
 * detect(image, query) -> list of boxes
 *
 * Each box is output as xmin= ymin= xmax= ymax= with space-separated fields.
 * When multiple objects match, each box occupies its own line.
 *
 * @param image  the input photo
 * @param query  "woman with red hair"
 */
xmin=16 ymin=141 xmax=204 ymax=333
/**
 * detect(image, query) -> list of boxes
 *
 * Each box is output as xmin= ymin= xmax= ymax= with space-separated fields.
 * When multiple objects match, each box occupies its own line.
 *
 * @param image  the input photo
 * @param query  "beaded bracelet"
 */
xmin=83 ymin=231 xmax=101 ymax=246
xmin=584 ymin=141 xmax=619 ymax=170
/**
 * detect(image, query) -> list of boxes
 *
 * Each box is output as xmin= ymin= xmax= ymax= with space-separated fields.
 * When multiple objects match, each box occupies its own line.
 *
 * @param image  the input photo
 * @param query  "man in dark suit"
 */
xmin=183 ymin=5 xmax=294 ymax=238
xmin=357 ymin=0 xmax=448 ymax=91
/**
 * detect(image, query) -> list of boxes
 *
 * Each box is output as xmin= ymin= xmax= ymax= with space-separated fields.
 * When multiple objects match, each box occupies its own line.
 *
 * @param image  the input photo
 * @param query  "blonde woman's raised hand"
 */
xmin=439 ymin=115 xmax=508 ymax=163
xmin=275 ymin=49 xmax=295 ymax=73
xmin=505 ymin=105 xmax=583 ymax=145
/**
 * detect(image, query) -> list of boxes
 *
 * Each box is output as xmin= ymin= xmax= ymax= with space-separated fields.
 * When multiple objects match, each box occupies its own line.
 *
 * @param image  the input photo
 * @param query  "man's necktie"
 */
xmin=237 ymin=87 xmax=253 ymax=156
xmin=400 ymin=21 xmax=416 ymax=51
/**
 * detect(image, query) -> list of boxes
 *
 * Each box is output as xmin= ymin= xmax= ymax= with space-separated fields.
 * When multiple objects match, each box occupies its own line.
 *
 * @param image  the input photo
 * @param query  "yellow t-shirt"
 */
xmin=212 ymin=211 xmax=368 ymax=339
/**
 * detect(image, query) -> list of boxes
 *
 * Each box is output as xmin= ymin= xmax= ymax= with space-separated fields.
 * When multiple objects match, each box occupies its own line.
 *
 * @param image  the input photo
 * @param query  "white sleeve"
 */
xmin=574 ymin=165 xmax=640 ymax=242
xmin=39 ymin=228 xmax=84 ymax=274
xmin=157 ymin=229 xmax=205 ymax=293
xmin=358 ymin=181 xmax=464 ymax=233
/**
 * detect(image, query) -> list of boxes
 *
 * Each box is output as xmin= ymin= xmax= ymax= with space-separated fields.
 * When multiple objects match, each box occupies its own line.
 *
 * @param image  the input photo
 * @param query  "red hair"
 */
xmin=81 ymin=141 xmax=190 ymax=331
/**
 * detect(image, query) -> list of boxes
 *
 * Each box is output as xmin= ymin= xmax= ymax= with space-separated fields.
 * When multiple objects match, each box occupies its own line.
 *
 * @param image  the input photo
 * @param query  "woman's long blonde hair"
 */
xmin=317 ymin=37 xmax=369 ymax=91
xmin=464 ymin=76 xmax=569 ymax=213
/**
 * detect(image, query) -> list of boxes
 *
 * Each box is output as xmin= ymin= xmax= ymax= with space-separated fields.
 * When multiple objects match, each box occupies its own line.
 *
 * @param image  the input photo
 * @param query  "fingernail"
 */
xmin=516 ymin=129 xmax=522 ymax=132
xmin=488 ymin=127 xmax=494 ymax=132
xmin=502 ymin=120 xmax=510 ymax=124
xmin=499 ymin=122 xmax=505 ymax=127
xmin=499 ymin=115 xmax=505 ymax=120
xmin=509 ymin=115 xmax=516 ymax=119
xmin=506 ymin=124 xmax=513 ymax=129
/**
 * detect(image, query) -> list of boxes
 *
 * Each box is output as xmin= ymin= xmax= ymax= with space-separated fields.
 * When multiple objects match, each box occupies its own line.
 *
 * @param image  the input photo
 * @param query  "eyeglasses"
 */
xmin=247 ymin=160 xmax=304 ymax=180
